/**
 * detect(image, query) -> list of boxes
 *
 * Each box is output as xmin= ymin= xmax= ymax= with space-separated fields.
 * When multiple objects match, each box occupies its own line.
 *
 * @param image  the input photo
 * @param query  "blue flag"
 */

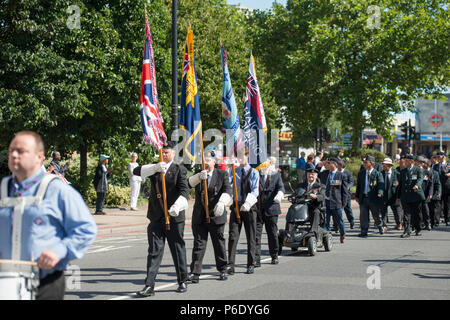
xmin=221 ymin=45 xmax=243 ymax=155
xmin=179 ymin=26 xmax=201 ymax=163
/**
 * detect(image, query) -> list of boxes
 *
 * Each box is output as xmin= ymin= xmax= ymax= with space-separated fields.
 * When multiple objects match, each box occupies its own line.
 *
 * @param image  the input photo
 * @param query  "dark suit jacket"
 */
xmin=340 ymin=169 xmax=353 ymax=201
xmin=134 ymin=163 xmax=189 ymax=223
xmin=433 ymin=163 xmax=450 ymax=195
xmin=258 ymin=172 xmax=285 ymax=216
xmin=381 ymin=169 xmax=401 ymax=206
xmin=191 ymin=169 xmax=232 ymax=225
xmin=421 ymin=169 xmax=434 ymax=202
xmin=355 ymin=168 xmax=385 ymax=205
xmin=296 ymin=180 xmax=325 ymax=213
xmin=397 ymin=166 xmax=426 ymax=203
xmin=431 ymin=169 xmax=442 ymax=200
xmin=321 ymin=170 xmax=349 ymax=209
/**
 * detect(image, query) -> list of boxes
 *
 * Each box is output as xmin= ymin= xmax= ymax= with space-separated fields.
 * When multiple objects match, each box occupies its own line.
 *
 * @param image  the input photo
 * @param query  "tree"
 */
xmin=250 ymin=0 xmax=449 ymax=149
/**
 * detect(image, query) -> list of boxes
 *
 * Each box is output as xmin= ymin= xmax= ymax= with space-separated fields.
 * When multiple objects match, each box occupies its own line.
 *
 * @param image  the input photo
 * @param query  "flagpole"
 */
xmin=231 ymin=162 xmax=241 ymax=224
xmin=159 ymin=149 xmax=170 ymax=230
xmin=199 ymin=128 xmax=210 ymax=223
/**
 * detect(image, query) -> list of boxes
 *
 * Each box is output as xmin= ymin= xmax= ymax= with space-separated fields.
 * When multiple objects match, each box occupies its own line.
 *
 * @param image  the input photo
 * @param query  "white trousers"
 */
xmin=130 ymin=180 xmax=141 ymax=208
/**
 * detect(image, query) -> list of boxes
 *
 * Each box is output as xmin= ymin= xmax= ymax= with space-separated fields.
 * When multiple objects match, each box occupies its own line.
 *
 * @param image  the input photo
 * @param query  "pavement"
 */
xmin=93 ymin=199 xmax=360 ymax=237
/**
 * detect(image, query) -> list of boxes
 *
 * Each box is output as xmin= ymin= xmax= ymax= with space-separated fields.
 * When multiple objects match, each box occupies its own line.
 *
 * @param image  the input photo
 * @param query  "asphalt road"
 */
xmin=65 ymin=207 xmax=450 ymax=301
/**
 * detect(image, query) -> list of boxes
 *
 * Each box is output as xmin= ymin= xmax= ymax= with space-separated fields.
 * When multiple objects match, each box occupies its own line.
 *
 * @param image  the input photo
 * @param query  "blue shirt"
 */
xmin=296 ymin=157 xmax=306 ymax=170
xmin=229 ymin=165 xmax=259 ymax=202
xmin=0 ymin=170 xmax=97 ymax=279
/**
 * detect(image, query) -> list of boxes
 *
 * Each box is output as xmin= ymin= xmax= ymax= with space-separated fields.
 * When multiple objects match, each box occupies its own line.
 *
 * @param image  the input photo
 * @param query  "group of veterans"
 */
xmin=354 ymin=152 xmax=449 ymax=238
xmin=134 ymin=142 xmax=285 ymax=297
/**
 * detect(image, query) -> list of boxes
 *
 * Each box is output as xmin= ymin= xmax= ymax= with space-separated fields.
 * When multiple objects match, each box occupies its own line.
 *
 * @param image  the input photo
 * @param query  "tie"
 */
xmin=385 ymin=173 xmax=389 ymax=191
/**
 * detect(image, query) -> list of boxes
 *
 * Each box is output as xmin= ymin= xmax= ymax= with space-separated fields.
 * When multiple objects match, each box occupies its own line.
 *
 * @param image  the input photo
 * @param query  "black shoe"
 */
xmin=425 ymin=225 xmax=431 ymax=231
xmin=176 ymin=282 xmax=187 ymax=293
xmin=350 ymin=222 xmax=354 ymax=229
xmin=358 ymin=233 xmax=368 ymax=238
xmin=401 ymin=233 xmax=411 ymax=238
xmin=227 ymin=266 xmax=235 ymax=275
xmin=414 ymin=231 xmax=422 ymax=236
xmin=187 ymin=273 xmax=199 ymax=284
xmin=136 ymin=286 xmax=155 ymax=297
xmin=246 ymin=266 xmax=254 ymax=274
xmin=271 ymin=258 xmax=279 ymax=265
xmin=378 ymin=227 xmax=384 ymax=235
xmin=254 ymin=260 xmax=261 ymax=268
xmin=446 ymin=222 xmax=449 ymax=226
xmin=219 ymin=272 xmax=228 ymax=281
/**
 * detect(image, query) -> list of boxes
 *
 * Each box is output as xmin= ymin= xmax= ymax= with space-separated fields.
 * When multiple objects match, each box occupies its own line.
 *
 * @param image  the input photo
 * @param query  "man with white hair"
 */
xmin=186 ymin=151 xmax=232 ymax=283
xmin=381 ymin=158 xmax=403 ymax=230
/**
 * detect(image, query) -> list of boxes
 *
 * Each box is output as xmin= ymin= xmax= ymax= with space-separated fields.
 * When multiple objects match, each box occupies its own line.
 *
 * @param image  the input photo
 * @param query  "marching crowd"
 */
xmin=1 ymin=130 xmax=449 ymax=300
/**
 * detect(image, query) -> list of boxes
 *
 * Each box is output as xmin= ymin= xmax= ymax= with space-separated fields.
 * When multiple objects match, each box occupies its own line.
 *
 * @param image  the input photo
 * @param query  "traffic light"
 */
xmin=400 ymin=122 xmax=408 ymax=140
xmin=409 ymin=126 xmax=415 ymax=140
xmin=323 ymin=127 xmax=331 ymax=143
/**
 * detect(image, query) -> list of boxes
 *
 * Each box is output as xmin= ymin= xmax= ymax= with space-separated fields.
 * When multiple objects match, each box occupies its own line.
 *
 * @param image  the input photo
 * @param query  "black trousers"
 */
xmin=145 ymin=221 xmax=188 ymax=287
xmin=429 ymin=200 xmax=441 ymax=227
xmin=403 ymin=201 xmax=422 ymax=234
xmin=36 ymin=270 xmax=65 ymax=300
xmin=228 ymin=205 xmax=257 ymax=268
xmin=421 ymin=200 xmax=431 ymax=227
xmin=382 ymin=203 xmax=403 ymax=227
xmin=190 ymin=222 xmax=227 ymax=275
xmin=255 ymin=213 xmax=279 ymax=261
xmin=443 ymin=193 xmax=450 ymax=223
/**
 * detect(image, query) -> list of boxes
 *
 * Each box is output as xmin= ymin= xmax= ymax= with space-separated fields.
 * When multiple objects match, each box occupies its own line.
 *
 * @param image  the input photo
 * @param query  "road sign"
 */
xmin=430 ymin=114 xmax=442 ymax=127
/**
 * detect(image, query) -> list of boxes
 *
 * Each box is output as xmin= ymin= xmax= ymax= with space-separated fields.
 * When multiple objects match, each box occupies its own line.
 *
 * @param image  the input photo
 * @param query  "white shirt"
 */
xmin=128 ymin=162 xmax=142 ymax=182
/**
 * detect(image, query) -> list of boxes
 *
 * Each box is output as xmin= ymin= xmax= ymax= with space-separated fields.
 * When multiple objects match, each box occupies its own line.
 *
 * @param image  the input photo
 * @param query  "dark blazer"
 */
xmin=191 ymin=169 xmax=232 ymax=225
xmin=431 ymin=169 xmax=442 ymax=200
xmin=381 ymin=169 xmax=401 ymax=206
xmin=258 ymin=172 xmax=285 ymax=216
xmin=134 ymin=163 xmax=189 ymax=224
xmin=355 ymin=168 xmax=385 ymax=205
xmin=321 ymin=170 xmax=349 ymax=209
xmin=432 ymin=163 xmax=450 ymax=194
xmin=93 ymin=164 xmax=111 ymax=189
xmin=340 ymin=169 xmax=353 ymax=202
xmin=421 ymin=169 xmax=434 ymax=202
xmin=397 ymin=166 xmax=426 ymax=203
xmin=296 ymin=180 xmax=325 ymax=213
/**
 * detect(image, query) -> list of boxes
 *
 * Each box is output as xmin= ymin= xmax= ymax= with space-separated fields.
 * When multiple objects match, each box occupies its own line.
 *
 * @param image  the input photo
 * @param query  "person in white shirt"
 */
xmin=128 ymin=152 xmax=143 ymax=211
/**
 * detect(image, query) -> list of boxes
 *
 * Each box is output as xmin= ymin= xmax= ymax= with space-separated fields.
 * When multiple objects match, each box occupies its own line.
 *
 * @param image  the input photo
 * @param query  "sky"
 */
xmin=226 ymin=0 xmax=286 ymax=11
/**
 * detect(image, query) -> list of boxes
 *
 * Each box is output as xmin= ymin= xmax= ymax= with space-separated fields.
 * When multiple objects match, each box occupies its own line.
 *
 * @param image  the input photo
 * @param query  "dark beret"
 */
xmin=405 ymin=154 xmax=415 ymax=160
xmin=162 ymin=140 xmax=177 ymax=149
xmin=364 ymin=155 xmax=376 ymax=163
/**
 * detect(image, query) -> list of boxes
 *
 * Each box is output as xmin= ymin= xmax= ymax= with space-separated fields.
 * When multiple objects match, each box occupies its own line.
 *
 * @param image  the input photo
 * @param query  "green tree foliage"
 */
xmin=250 ymin=0 xmax=449 ymax=149
xmin=1 ymin=0 xmax=283 ymax=194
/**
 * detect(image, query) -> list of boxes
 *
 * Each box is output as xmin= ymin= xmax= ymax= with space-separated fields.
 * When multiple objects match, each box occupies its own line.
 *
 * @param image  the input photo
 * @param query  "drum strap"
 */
xmin=0 ymin=174 xmax=58 ymax=260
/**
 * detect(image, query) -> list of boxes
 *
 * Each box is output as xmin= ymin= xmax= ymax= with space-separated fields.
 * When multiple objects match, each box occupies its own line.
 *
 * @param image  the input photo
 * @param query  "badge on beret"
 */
xmin=34 ymin=217 xmax=43 ymax=225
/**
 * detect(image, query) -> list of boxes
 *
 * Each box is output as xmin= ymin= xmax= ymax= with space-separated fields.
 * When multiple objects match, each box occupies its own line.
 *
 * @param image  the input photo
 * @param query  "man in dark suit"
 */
xmin=433 ymin=152 xmax=450 ymax=226
xmin=187 ymin=151 xmax=232 ymax=283
xmin=321 ymin=157 xmax=348 ymax=243
xmin=381 ymin=158 xmax=403 ymax=231
xmin=295 ymin=163 xmax=325 ymax=237
xmin=338 ymin=160 xmax=355 ymax=229
xmin=428 ymin=157 xmax=442 ymax=228
xmin=227 ymin=146 xmax=260 ymax=275
xmin=134 ymin=141 xmax=190 ymax=297
xmin=416 ymin=156 xmax=434 ymax=230
xmin=397 ymin=154 xmax=426 ymax=238
xmin=255 ymin=157 xmax=285 ymax=266
xmin=355 ymin=155 xmax=385 ymax=237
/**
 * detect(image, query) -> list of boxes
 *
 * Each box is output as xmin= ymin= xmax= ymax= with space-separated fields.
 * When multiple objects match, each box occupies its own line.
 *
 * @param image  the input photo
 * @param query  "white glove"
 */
xmin=213 ymin=193 xmax=232 ymax=217
xmin=140 ymin=162 xmax=168 ymax=178
xmin=240 ymin=193 xmax=257 ymax=212
xmin=274 ymin=191 xmax=284 ymax=204
xmin=188 ymin=170 xmax=208 ymax=187
xmin=168 ymin=196 xmax=188 ymax=217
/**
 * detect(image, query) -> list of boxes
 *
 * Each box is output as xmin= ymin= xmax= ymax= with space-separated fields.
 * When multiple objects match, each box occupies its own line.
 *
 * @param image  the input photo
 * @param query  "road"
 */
xmin=64 ymin=207 xmax=450 ymax=301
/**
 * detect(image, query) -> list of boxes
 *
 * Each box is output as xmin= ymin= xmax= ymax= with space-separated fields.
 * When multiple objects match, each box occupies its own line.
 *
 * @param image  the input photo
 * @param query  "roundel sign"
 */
xmin=430 ymin=114 xmax=442 ymax=127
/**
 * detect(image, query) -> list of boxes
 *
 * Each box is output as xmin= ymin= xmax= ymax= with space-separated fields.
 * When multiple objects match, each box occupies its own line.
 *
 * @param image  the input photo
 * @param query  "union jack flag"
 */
xmin=140 ymin=18 xmax=167 ymax=149
xmin=243 ymin=54 xmax=267 ymax=169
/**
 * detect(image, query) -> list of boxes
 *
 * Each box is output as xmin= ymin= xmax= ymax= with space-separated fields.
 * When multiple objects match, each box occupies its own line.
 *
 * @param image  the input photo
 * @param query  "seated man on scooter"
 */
xmin=295 ymin=163 xmax=325 ymax=236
